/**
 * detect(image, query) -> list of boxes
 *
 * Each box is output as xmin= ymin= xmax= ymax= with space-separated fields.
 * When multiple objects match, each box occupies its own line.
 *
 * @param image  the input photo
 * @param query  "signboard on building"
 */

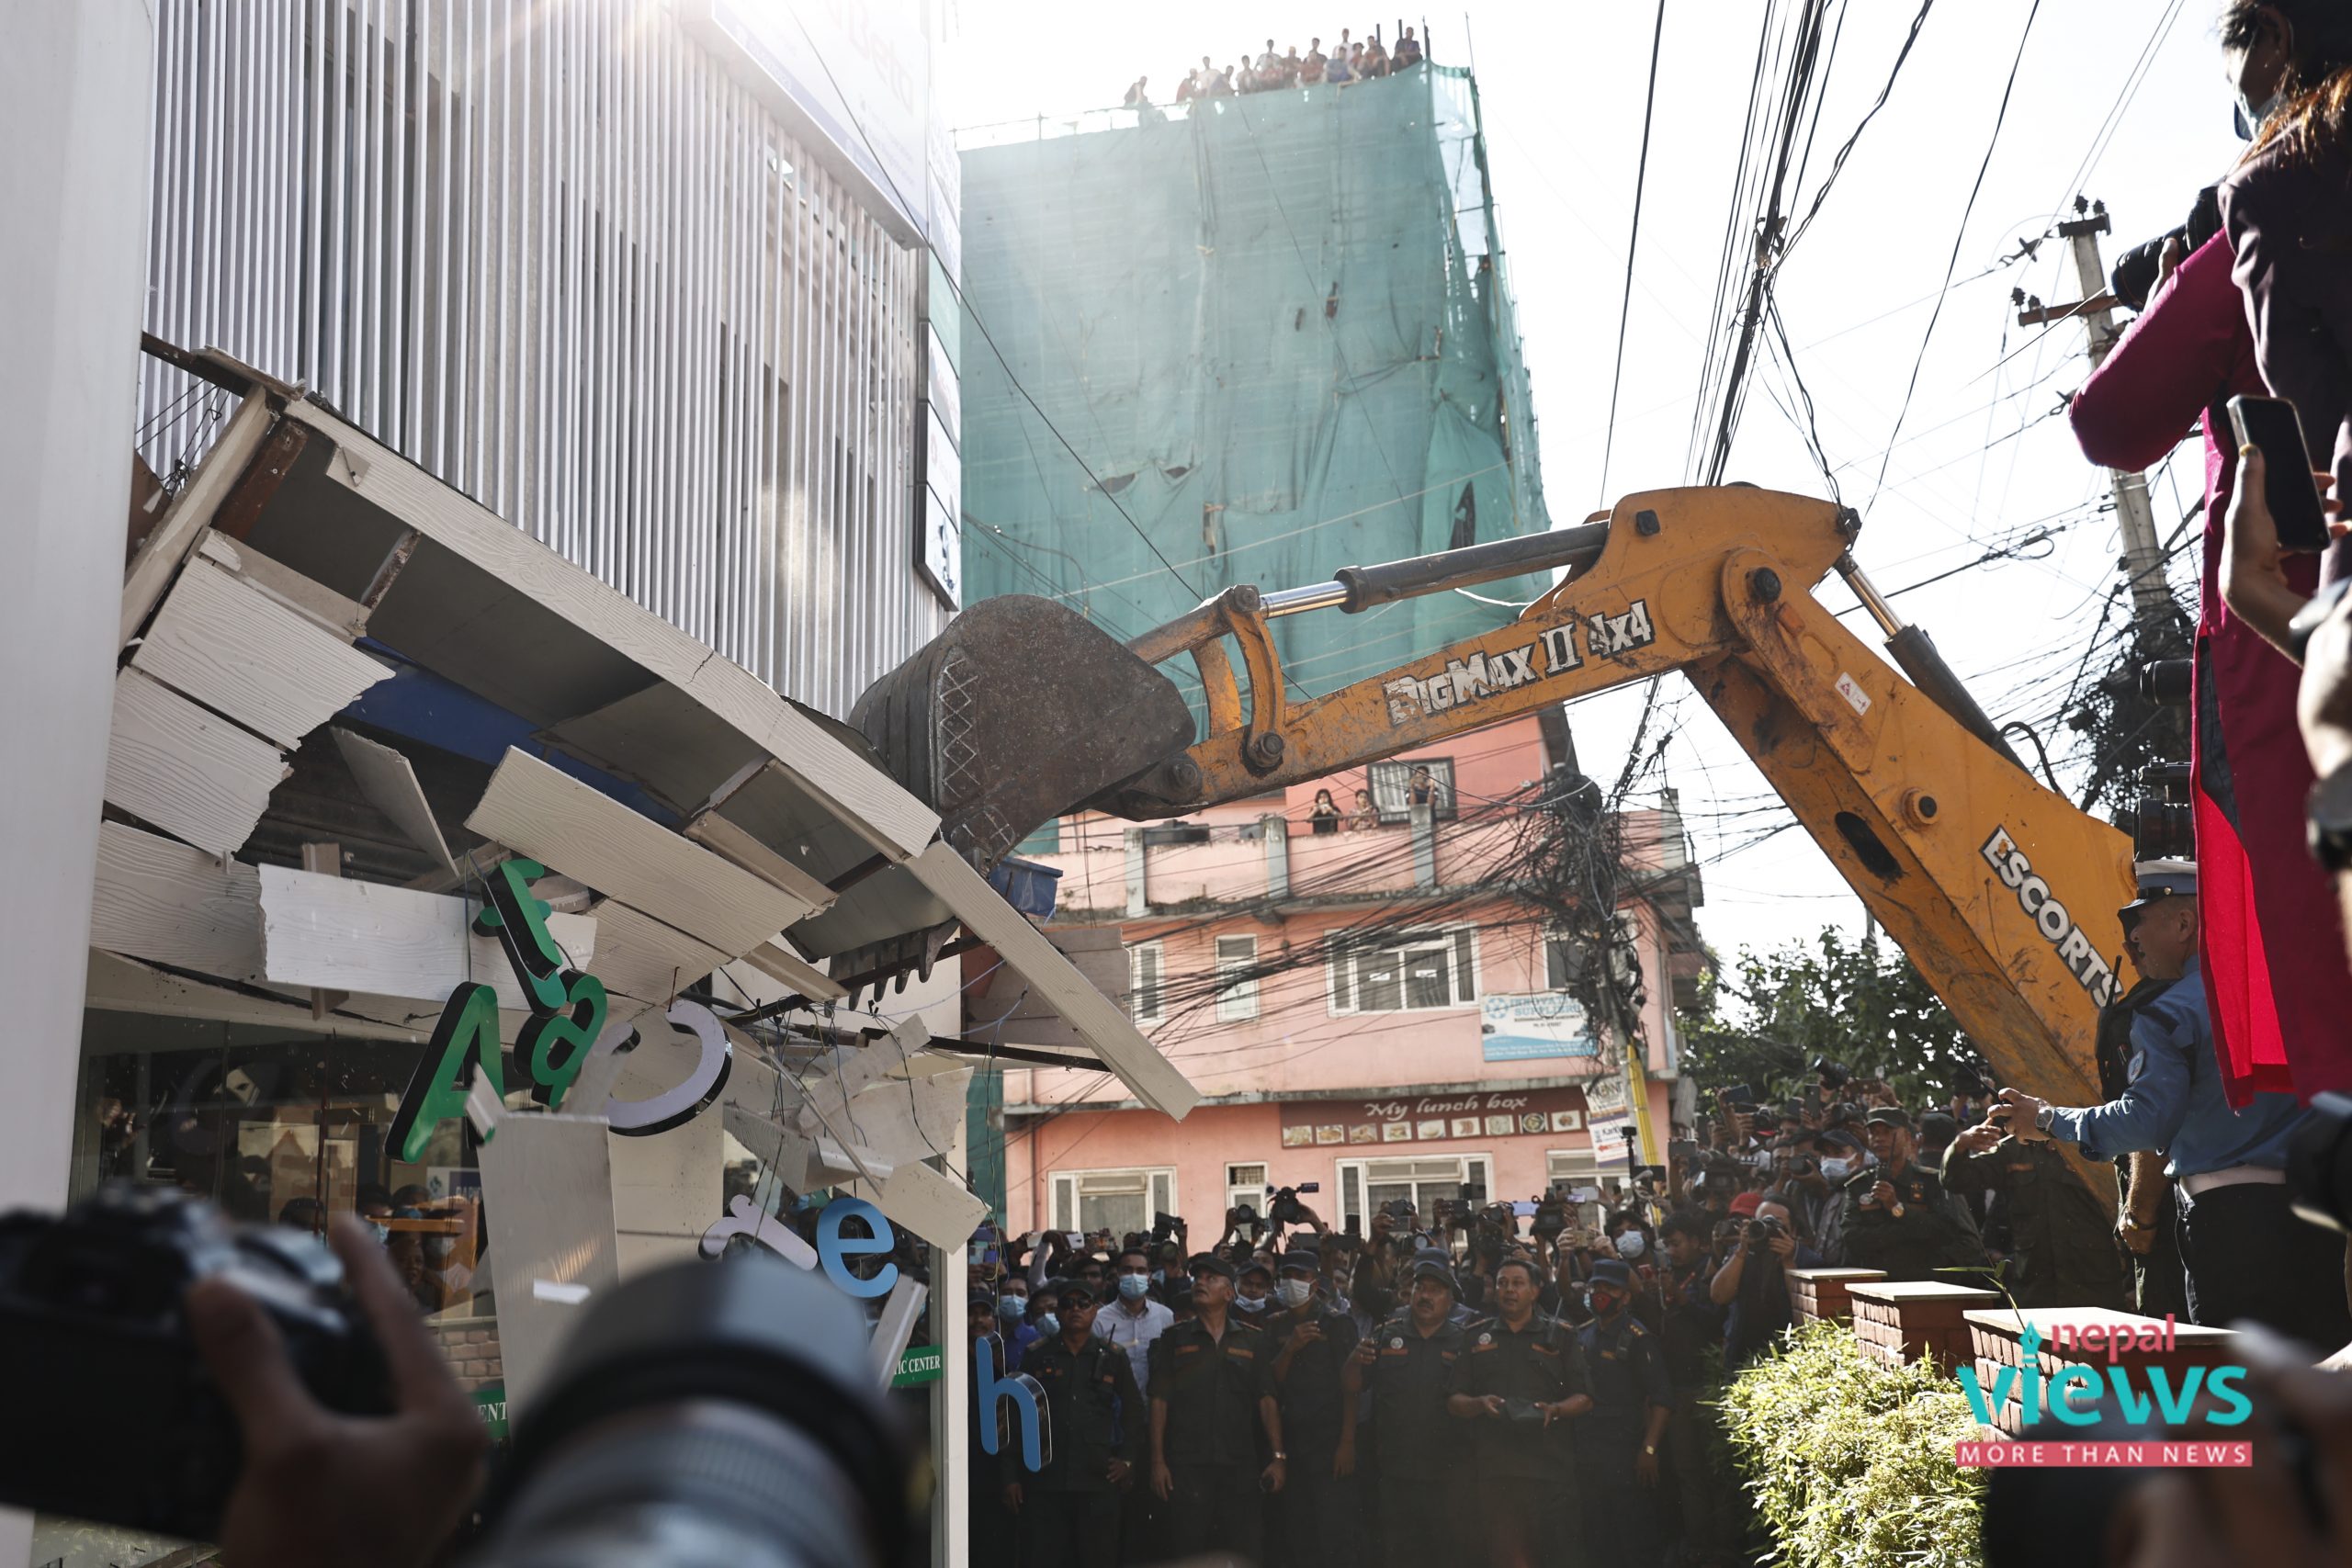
xmin=892 ymin=1345 xmax=945 ymax=1387
xmin=1587 ymin=1113 xmax=1634 ymax=1166
xmin=1278 ymin=1086 xmax=1588 ymax=1148
xmin=1478 ymin=992 xmax=1599 ymax=1062
xmin=1583 ymin=1076 xmax=1629 ymax=1118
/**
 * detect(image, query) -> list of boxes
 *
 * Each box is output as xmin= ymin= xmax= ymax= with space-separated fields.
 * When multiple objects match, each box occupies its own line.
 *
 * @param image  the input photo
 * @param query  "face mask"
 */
xmin=1237 ymin=1293 xmax=1268 ymax=1313
xmin=1613 ymin=1232 xmax=1647 ymax=1260
xmin=1819 ymin=1157 xmax=1852 ymax=1182
xmin=1150 ymin=1269 xmax=1166 ymax=1285
xmin=1274 ymin=1279 xmax=1313 ymax=1309
xmin=998 ymin=1297 xmax=1025 ymax=1323
xmin=2234 ymin=87 xmax=2284 ymax=142
xmin=1589 ymin=1288 xmax=1624 ymax=1316
xmin=424 ymin=1236 xmax=453 ymax=1264
xmin=1118 ymin=1274 xmax=1151 ymax=1301
xmin=367 ymin=1222 xmax=390 ymax=1245
xmin=1035 ymin=1313 xmax=1060 ymax=1337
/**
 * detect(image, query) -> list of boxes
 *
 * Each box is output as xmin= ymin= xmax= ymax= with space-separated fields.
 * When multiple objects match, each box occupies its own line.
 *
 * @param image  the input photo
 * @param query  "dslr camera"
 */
xmin=1744 ymin=1213 xmax=1789 ymax=1248
xmin=0 ymin=1183 xmax=394 ymax=1540
xmin=1266 ymin=1182 xmax=1320 ymax=1226
xmin=1151 ymin=1210 xmax=1185 ymax=1243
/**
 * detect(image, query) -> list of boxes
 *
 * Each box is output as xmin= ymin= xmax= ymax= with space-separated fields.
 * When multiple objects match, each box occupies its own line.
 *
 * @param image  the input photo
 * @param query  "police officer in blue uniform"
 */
xmin=1575 ymin=1258 xmax=1672 ymax=1567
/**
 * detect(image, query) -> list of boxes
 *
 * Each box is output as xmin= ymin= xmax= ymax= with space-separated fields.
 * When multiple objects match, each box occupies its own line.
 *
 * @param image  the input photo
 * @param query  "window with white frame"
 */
xmin=1544 ymin=931 xmax=1585 ymax=991
xmin=1227 ymin=1163 xmax=1268 ymax=1220
xmin=1369 ymin=757 xmax=1457 ymax=822
xmin=1049 ymin=1168 xmax=1178 ymax=1238
xmin=1325 ymin=928 xmax=1478 ymax=1014
xmin=1214 ymin=934 xmax=1261 ymax=1021
xmin=1333 ymin=1154 xmax=1492 ymax=1228
xmin=1129 ymin=941 xmax=1165 ymax=1025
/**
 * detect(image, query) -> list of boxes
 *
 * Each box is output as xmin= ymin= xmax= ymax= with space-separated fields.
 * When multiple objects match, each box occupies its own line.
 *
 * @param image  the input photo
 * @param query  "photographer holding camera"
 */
xmin=1710 ymin=1194 xmax=1819 ymax=1370
xmin=1838 ymin=1106 xmax=1986 ymax=1282
xmin=184 ymin=1214 xmax=486 ymax=1568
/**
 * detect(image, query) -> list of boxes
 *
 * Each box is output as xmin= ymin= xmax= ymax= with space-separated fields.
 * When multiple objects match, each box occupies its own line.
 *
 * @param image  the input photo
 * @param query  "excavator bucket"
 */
xmin=849 ymin=594 xmax=1197 ymax=871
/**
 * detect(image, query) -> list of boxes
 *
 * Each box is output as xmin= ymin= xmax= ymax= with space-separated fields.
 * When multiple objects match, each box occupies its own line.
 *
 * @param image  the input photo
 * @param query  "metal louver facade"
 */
xmin=138 ymin=0 xmax=951 ymax=716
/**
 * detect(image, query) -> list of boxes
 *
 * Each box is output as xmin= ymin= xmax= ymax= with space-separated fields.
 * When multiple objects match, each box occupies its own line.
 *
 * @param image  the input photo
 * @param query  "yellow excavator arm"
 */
xmin=1102 ymin=486 xmax=2136 ymax=1125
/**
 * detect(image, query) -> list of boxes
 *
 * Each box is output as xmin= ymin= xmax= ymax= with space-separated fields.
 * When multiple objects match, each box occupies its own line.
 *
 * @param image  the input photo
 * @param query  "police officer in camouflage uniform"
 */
xmin=1008 ymin=1280 xmax=1146 ymax=1568
xmin=1346 ymin=1255 xmax=1470 ymax=1568
xmin=1445 ymin=1254 xmax=1592 ymax=1568
xmin=1840 ymin=1105 xmax=1986 ymax=1281
xmin=1941 ymin=1113 xmax=2131 ymax=1310
xmin=1575 ymin=1258 xmax=1672 ymax=1566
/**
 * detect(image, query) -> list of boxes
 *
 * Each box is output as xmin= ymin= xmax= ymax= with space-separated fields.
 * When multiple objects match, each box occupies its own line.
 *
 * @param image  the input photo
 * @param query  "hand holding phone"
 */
xmin=2229 ymin=396 xmax=2334 ymax=553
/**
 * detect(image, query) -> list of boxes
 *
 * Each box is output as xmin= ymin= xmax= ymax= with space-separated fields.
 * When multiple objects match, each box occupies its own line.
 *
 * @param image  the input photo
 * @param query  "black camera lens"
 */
xmin=474 ymin=1255 xmax=908 ymax=1568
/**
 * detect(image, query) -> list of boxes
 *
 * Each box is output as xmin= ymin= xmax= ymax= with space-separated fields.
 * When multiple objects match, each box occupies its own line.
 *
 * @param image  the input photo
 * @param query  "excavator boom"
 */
xmin=854 ymin=486 xmax=2135 ymax=1171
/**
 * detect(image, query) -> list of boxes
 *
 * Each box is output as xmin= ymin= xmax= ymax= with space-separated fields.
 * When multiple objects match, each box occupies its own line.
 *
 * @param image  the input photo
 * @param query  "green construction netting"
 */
xmin=957 ymin=64 xmax=1557 ymax=709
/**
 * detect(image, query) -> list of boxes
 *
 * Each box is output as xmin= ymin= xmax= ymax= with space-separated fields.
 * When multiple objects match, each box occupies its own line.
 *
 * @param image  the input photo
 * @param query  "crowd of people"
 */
xmin=1117 ymin=26 xmax=1427 ymax=110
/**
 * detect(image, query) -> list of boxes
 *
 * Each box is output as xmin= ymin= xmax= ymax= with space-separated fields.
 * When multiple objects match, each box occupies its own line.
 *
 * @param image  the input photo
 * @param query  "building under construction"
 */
xmin=956 ymin=64 xmax=1559 ymax=698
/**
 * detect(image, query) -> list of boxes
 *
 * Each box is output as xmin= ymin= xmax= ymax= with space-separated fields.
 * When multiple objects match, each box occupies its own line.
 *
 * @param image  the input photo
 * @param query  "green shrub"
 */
xmin=1715 ymin=1319 xmax=1986 ymax=1568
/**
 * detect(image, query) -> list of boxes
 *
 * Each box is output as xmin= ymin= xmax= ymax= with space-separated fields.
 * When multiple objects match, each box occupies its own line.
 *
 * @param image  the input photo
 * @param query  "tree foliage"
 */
xmin=1678 ymin=926 xmax=1987 ymax=1104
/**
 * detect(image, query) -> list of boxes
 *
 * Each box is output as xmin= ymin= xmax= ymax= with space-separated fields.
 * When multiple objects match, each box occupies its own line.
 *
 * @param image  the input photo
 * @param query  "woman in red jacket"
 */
xmin=2071 ymin=220 xmax=2352 ymax=1103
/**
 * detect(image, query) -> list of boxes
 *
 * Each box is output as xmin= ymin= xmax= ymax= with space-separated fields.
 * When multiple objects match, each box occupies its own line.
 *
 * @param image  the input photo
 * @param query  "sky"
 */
xmin=940 ymin=0 xmax=2242 ymax=977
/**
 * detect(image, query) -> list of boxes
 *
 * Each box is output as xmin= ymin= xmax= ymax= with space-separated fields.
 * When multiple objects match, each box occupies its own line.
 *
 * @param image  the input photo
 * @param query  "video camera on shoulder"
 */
xmin=1265 ymin=1182 xmax=1320 ymax=1227
xmin=1531 ymin=1191 xmax=1570 ymax=1241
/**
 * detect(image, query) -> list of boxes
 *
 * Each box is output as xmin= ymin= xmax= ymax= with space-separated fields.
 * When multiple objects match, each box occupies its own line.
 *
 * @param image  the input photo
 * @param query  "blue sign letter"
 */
xmin=974 ymin=1337 xmax=1049 ymax=1472
xmin=817 ymin=1196 xmax=899 ymax=1298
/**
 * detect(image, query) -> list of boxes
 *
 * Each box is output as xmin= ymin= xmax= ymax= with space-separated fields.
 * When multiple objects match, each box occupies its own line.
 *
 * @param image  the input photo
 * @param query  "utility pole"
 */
xmin=2017 ymin=197 xmax=2173 ymax=634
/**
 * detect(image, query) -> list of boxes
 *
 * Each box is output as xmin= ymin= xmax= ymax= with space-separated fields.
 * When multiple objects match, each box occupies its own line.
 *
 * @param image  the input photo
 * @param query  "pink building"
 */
xmin=987 ymin=713 xmax=1704 ymax=1240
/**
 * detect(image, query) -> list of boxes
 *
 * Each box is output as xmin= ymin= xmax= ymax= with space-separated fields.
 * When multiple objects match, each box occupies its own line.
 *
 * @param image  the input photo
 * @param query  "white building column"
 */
xmin=0 ymin=0 xmax=154 ymax=1207
xmin=0 ymin=0 xmax=156 ymax=1561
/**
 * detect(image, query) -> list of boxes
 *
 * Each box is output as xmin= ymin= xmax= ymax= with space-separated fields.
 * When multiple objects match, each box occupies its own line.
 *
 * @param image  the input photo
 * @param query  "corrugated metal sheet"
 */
xmin=138 ymin=0 xmax=945 ymax=716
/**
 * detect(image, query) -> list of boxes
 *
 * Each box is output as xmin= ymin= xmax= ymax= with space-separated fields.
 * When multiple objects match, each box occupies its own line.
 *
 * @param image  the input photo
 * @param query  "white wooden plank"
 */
xmin=256 ymin=863 xmax=598 ymax=1010
xmin=196 ymin=531 xmax=369 ymax=640
xmin=105 ymin=666 xmax=290 ymax=855
xmin=330 ymin=728 xmax=458 ymax=874
xmin=287 ymin=397 xmax=940 ymax=856
xmin=83 ymin=950 xmax=430 ymax=1041
xmin=582 ymin=899 xmax=730 ymax=1008
xmin=851 ymin=1158 xmax=989 ymax=1249
xmin=907 ymin=841 xmax=1201 ymax=1119
xmin=120 ymin=395 xmax=272 ymax=649
xmin=131 ymin=555 xmax=390 ymax=749
xmin=680 ymin=808 xmax=838 ymax=914
xmin=466 ymin=748 xmax=813 ymax=953
xmin=477 ymin=1114 xmax=619 ymax=1419
xmin=88 ymin=821 xmax=265 ymax=980
xmin=735 ymin=939 xmax=846 ymax=1003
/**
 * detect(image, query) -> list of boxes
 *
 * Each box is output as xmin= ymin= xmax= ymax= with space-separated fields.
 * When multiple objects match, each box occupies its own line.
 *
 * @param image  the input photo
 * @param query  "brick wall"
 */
xmin=430 ymin=1317 xmax=503 ymax=1393
xmin=1847 ymin=1281 xmax=1998 ymax=1371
